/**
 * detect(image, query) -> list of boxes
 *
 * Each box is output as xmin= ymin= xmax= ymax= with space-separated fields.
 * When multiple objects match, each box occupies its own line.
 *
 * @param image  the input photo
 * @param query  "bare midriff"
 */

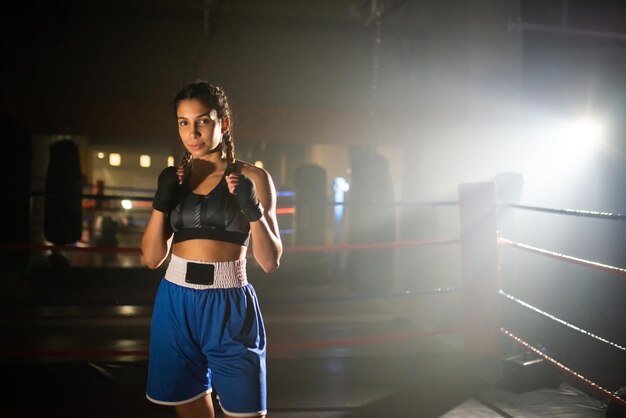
xmin=172 ymin=239 xmax=247 ymax=263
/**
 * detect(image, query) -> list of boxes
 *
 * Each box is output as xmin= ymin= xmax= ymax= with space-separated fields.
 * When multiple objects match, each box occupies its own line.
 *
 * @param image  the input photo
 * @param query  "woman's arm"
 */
xmin=142 ymin=165 xmax=185 ymax=269
xmin=240 ymin=166 xmax=283 ymax=272
xmin=141 ymin=210 xmax=173 ymax=269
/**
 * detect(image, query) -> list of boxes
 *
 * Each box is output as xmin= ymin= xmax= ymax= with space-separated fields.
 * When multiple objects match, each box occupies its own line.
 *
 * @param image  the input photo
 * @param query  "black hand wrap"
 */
xmin=152 ymin=167 xmax=183 ymax=213
xmin=234 ymin=175 xmax=263 ymax=222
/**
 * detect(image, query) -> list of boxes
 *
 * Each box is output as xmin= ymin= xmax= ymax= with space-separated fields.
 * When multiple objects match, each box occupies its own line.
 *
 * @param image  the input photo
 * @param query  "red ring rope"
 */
xmin=0 ymin=242 xmax=141 ymax=254
xmin=0 ymin=326 xmax=464 ymax=359
xmin=284 ymin=238 xmax=459 ymax=253
xmin=270 ymin=326 xmax=464 ymax=353
xmin=0 ymin=238 xmax=459 ymax=255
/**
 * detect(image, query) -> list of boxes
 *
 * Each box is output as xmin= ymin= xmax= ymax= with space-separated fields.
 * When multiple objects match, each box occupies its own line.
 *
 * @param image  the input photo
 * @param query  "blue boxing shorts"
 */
xmin=146 ymin=255 xmax=267 ymax=417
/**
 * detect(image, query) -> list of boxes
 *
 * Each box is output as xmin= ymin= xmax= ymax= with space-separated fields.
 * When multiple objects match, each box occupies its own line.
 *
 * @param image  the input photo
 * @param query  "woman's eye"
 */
xmin=198 ymin=119 xmax=210 ymax=125
xmin=179 ymin=120 xmax=188 ymax=127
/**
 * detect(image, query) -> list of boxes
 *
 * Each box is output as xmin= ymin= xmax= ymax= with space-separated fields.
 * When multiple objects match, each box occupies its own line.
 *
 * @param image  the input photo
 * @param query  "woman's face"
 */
xmin=176 ymin=98 xmax=226 ymax=160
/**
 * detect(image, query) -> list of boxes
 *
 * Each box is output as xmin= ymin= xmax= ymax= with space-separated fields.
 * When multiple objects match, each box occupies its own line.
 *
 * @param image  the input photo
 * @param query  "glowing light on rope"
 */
xmin=500 ymin=290 xmax=625 ymax=352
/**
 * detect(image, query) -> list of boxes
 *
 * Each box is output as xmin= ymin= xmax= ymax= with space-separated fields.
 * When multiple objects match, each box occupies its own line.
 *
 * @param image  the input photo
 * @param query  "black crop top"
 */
xmin=169 ymin=174 xmax=251 ymax=246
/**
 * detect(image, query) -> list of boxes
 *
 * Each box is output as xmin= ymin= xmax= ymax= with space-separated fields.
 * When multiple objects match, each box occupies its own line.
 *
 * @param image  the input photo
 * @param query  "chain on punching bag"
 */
xmin=345 ymin=150 xmax=395 ymax=293
xmin=44 ymin=139 xmax=83 ymax=244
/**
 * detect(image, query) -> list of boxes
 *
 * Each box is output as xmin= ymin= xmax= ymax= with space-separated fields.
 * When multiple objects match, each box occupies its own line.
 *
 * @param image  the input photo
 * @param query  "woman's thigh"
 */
xmin=174 ymin=393 xmax=214 ymax=418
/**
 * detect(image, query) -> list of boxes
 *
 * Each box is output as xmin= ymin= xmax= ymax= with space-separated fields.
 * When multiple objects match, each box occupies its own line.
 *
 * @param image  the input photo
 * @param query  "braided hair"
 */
xmin=174 ymin=81 xmax=236 ymax=170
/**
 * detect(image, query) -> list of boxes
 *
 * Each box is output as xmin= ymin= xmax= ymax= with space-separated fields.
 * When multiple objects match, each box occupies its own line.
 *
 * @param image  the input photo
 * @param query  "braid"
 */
xmin=208 ymin=84 xmax=224 ymax=98
xmin=222 ymin=132 xmax=236 ymax=169
xmin=180 ymin=150 xmax=192 ymax=168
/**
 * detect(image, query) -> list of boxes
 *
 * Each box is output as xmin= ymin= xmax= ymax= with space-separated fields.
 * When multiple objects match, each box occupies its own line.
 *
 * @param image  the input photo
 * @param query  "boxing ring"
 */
xmin=1 ymin=181 xmax=626 ymax=416
xmin=496 ymin=203 xmax=626 ymax=413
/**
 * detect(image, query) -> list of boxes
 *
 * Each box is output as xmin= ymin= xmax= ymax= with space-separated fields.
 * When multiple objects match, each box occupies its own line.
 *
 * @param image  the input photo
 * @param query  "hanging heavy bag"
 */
xmin=294 ymin=163 xmax=326 ymax=246
xmin=345 ymin=150 xmax=395 ymax=294
xmin=0 ymin=117 xmax=32 ymax=271
xmin=293 ymin=163 xmax=330 ymax=283
xmin=44 ymin=139 xmax=83 ymax=244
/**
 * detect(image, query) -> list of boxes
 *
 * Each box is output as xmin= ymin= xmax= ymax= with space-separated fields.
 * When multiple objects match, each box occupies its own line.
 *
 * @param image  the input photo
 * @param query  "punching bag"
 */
xmin=44 ymin=139 xmax=83 ymax=244
xmin=294 ymin=163 xmax=327 ymax=246
xmin=345 ymin=149 xmax=395 ymax=293
xmin=0 ymin=117 xmax=32 ymax=271
xmin=293 ymin=163 xmax=330 ymax=283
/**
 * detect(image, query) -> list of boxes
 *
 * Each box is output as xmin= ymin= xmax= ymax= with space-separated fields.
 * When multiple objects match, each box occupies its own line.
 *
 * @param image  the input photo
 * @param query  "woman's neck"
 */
xmin=191 ymin=156 xmax=227 ymax=176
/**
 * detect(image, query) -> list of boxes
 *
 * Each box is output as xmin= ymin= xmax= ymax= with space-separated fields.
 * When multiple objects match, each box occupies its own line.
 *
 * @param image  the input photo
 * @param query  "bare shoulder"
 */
xmin=238 ymin=160 xmax=273 ymax=185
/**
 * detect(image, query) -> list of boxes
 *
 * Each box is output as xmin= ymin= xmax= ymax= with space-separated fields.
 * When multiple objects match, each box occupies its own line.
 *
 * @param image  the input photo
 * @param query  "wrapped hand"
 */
xmin=230 ymin=174 xmax=263 ymax=222
xmin=152 ymin=167 xmax=184 ymax=213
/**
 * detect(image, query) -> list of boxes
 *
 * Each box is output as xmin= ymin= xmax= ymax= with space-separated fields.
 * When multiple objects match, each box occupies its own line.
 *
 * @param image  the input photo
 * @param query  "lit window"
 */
xmin=167 ymin=156 xmax=175 ymax=167
xmin=140 ymin=155 xmax=151 ymax=168
xmin=97 ymin=152 xmax=105 ymax=159
xmin=109 ymin=153 xmax=121 ymax=166
xmin=254 ymin=160 xmax=264 ymax=168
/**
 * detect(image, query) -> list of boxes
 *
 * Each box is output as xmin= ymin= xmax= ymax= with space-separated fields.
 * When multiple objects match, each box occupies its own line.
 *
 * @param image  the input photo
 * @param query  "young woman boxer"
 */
xmin=141 ymin=80 xmax=282 ymax=418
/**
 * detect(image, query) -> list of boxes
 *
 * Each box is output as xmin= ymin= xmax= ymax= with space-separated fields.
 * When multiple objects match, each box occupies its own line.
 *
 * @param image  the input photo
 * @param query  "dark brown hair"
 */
xmin=174 ymin=80 xmax=235 ymax=169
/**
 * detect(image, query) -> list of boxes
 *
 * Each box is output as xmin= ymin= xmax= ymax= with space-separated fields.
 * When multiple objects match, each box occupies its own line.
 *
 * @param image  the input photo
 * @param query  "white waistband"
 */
xmin=165 ymin=254 xmax=248 ymax=289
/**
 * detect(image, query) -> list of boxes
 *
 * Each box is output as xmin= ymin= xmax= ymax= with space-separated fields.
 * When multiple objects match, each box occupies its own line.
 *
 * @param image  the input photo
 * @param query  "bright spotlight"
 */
xmin=568 ymin=117 xmax=604 ymax=144
xmin=551 ymin=117 xmax=604 ymax=161
xmin=521 ymin=116 xmax=606 ymax=206
xmin=121 ymin=199 xmax=132 ymax=210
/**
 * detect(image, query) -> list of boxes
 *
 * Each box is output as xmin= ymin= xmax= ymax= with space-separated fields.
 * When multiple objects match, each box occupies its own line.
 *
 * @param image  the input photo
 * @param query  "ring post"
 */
xmin=459 ymin=182 xmax=500 ymax=354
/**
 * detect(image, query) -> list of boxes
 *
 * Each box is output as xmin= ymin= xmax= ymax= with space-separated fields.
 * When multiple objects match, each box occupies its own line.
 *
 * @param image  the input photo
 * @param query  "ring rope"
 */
xmin=287 ymin=200 xmax=459 ymax=207
xmin=17 ymin=191 xmax=458 ymax=207
xmin=0 ymin=238 xmax=459 ymax=255
xmin=500 ymin=203 xmax=626 ymax=221
xmin=498 ymin=238 xmax=626 ymax=277
xmin=501 ymin=328 xmax=626 ymax=409
xmin=270 ymin=326 xmax=465 ymax=353
xmin=0 ymin=326 xmax=465 ymax=359
xmin=500 ymin=290 xmax=626 ymax=352
xmin=284 ymin=238 xmax=459 ymax=253
xmin=0 ymin=243 xmax=142 ymax=254
xmin=264 ymin=286 xmax=461 ymax=305
xmin=20 ymin=191 xmax=153 ymax=201
xmin=0 ymin=347 xmax=149 ymax=359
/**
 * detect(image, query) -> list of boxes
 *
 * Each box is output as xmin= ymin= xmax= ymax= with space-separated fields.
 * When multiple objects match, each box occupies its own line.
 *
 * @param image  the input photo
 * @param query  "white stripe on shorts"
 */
xmin=165 ymin=254 xmax=248 ymax=289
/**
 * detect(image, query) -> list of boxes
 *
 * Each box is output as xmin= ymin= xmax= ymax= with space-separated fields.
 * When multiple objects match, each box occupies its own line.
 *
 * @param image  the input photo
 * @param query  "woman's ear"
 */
xmin=221 ymin=115 xmax=231 ymax=133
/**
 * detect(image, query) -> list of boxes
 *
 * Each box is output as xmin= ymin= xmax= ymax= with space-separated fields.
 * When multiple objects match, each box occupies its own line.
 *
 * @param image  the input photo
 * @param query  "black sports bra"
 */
xmin=169 ymin=174 xmax=251 ymax=246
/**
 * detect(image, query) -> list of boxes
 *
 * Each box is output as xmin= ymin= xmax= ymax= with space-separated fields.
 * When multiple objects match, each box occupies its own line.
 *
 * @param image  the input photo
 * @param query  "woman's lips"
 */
xmin=188 ymin=143 xmax=205 ymax=150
